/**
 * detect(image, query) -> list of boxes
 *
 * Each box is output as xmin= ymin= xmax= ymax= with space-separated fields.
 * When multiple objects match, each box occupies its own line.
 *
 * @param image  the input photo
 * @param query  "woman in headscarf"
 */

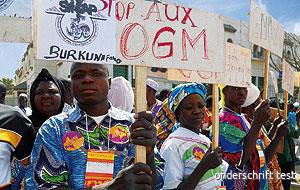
xmin=241 ymin=84 xmax=288 ymax=190
xmin=29 ymin=68 xmax=65 ymax=131
xmin=219 ymin=85 xmax=272 ymax=190
xmin=160 ymin=82 xmax=227 ymax=190
xmin=11 ymin=69 xmax=65 ymax=189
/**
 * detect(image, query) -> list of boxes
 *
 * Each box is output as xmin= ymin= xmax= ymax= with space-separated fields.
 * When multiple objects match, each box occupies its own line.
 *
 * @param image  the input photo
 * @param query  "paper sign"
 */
xmin=0 ymin=0 xmax=31 ymax=17
xmin=282 ymin=60 xmax=295 ymax=95
xmin=85 ymin=150 xmax=114 ymax=188
xmin=35 ymin=0 xmax=119 ymax=65
xmin=36 ymin=0 xmax=225 ymax=72
xmin=270 ymin=71 xmax=278 ymax=94
xmin=116 ymin=0 xmax=224 ymax=72
xmin=168 ymin=43 xmax=251 ymax=87
xmin=249 ymin=0 xmax=284 ymax=57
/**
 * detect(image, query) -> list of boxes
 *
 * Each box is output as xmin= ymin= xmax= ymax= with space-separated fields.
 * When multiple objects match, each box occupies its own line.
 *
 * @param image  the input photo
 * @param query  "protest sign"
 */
xmin=35 ymin=0 xmax=118 ymax=65
xmin=0 ymin=0 xmax=31 ymax=17
xmin=270 ymin=71 xmax=278 ymax=94
xmin=295 ymin=72 xmax=300 ymax=87
xmin=168 ymin=43 xmax=251 ymax=87
xmin=35 ymin=0 xmax=225 ymax=72
xmin=282 ymin=60 xmax=295 ymax=96
xmin=249 ymin=0 xmax=284 ymax=57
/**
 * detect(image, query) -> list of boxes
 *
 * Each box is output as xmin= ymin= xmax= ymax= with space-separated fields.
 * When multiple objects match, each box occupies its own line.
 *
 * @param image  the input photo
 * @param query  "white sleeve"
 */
xmin=160 ymin=141 xmax=184 ymax=189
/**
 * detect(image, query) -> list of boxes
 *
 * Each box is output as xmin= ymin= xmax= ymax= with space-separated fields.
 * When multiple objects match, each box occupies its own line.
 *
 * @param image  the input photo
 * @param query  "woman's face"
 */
xmin=34 ymin=81 xmax=61 ymax=116
xmin=177 ymin=94 xmax=206 ymax=130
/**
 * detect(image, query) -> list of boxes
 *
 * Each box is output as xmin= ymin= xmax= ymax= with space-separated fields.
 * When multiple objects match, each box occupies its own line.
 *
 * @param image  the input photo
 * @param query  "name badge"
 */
xmin=84 ymin=150 xmax=115 ymax=188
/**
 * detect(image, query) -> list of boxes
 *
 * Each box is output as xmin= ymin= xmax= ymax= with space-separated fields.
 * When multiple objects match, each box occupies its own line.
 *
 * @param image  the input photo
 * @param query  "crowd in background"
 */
xmin=1 ymin=63 xmax=300 ymax=190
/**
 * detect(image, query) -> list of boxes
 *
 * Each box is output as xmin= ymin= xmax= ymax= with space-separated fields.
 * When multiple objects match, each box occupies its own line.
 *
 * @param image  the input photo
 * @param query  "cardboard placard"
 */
xmin=249 ymin=0 xmax=284 ymax=57
xmin=168 ymin=43 xmax=251 ymax=87
xmin=0 ymin=0 xmax=31 ymax=17
xmin=282 ymin=60 xmax=295 ymax=96
xmin=35 ymin=0 xmax=225 ymax=72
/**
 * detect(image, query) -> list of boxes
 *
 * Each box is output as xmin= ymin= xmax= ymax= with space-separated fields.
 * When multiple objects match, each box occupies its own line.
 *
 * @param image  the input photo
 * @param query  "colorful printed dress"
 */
xmin=160 ymin=127 xmax=228 ymax=190
xmin=25 ymin=104 xmax=164 ymax=189
xmin=219 ymin=110 xmax=269 ymax=190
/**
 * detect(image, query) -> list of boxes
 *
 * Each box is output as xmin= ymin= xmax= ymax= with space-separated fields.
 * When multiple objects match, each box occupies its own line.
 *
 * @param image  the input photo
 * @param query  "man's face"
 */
xmin=71 ymin=63 xmax=109 ymax=105
xmin=224 ymin=86 xmax=248 ymax=106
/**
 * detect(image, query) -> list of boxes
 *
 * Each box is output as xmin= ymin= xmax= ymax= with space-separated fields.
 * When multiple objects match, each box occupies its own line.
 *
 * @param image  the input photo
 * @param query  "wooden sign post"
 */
xmin=211 ymin=84 xmax=219 ymax=150
xmin=263 ymin=50 xmax=270 ymax=100
xmin=134 ymin=66 xmax=147 ymax=163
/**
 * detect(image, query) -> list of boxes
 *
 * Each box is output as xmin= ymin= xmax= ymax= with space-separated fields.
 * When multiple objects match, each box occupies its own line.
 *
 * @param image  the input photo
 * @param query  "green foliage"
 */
xmin=0 ymin=77 xmax=14 ymax=94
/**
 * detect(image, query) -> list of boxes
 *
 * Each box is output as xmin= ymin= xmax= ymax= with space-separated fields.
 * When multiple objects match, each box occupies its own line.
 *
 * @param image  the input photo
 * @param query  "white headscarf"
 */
xmin=242 ymin=83 xmax=260 ymax=108
xmin=108 ymin=76 xmax=134 ymax=112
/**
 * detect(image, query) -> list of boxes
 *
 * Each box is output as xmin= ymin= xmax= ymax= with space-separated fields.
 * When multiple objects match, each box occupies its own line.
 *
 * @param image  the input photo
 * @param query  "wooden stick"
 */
xmin=211 ymin=84 xmax=219 ymax=150
xmin=283 ymin=91 xmax=289 ymax=120
xmin=263 ymin=50 xmax=270 ymax=100
xmin=277 ymin=90 xmax=288 ymax=154
xmin=134 ymin=66 xmax=147 ymax=163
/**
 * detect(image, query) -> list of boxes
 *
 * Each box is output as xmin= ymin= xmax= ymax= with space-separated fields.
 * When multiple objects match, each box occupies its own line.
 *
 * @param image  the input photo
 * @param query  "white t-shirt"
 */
xmin=0 ymin=142 xmax=13 ymax=187
xmin=160 ymin=127 xmax=228 ymax=190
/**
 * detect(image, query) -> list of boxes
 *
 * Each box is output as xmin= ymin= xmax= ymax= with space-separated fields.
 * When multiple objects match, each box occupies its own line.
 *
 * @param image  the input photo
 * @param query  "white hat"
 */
xmin=146 ymin=78 xmax=159 ymax=91
xmin=293 ymin=102 xmax=299 ymax=108
xmin=108 ymin=77 xmax=134 ymax=112
xmin=242 ymin=83 xmax=260 ymax=108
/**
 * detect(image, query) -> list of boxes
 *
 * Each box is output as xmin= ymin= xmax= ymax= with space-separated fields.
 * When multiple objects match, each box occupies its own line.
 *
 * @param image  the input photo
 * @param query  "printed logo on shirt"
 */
xmin=193 ymin=146 xmax=206 ymax=160
xmin=62 ymin=131 xmax=84 ymax=151
xmin=109 ymin=124 xmax=129 ymax=144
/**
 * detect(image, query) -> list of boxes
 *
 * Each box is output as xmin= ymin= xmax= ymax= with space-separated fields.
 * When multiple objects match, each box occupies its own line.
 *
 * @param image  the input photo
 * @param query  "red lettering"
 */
xmin=164 ymin=4 xmax=179 ymax=21
xmin=126 ymin=2 xmax=135 ymax=19
xmin=181 ymin=7 xmax=197 ymax=27
xmin=115 ymin=1 xmax=125 ymax=21
xmin=144 ymin=2 xmax=162 ymax=21
xmin=98 ymin=0 xmax=113 ymax=17
xmin=120 ymin=23 xmax=148 ymax=60
xmin=181 ymin=29 xmax=207 ymax=61
xmin=152 ymin=27 xmax=175 ymax=59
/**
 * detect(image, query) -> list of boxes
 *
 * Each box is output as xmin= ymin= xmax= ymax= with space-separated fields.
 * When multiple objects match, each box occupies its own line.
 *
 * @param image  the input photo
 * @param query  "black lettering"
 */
xmin=86 ymin=52 xmax=94 ymax=61
xmin=116 ymin=59 xmax=122 ymax=64
xmin=67 ymin=50 xmax=77 ymax=60
xmin=44 ymin=45 xmax=60 ymax=59
xmin=78 ymin=50 xmax=86 ymax=60
xmin=101 ymin=54 xmax=105 ymax=61
xmin=59 ymin=0 xmax=69 ymax=13
xmin=75 ymin=0 xmax=87 ymax=15
xmin=60 ymin=49 xmax=67 ymax=59
xmin=94 ymin=53 xmax=102 ymax=61
xmin=88 ymin=4 xmax=97 ymax=16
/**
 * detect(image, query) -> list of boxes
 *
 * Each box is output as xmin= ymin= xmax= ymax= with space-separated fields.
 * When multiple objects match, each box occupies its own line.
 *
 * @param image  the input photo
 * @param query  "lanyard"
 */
xmin=85 ymin=112 xmax=112 ymax=151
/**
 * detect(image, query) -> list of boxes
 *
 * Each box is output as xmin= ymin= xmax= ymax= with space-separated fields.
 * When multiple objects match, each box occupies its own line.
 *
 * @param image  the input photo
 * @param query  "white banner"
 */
xmin=168 ymin=43 xmax=251 ymax=87
xmin=36 ymin=0 xmax=119 ymax=65
xmin=270 ymin=71 xmax=278 ymax=94
xmin=249 ymin=0 xmax=284 ymax=57
xmin=116 ymin=0 xmax=224 ymax=71
xmin=282 ymin=60 xmax=295 ymax=95
xmin=36 ymin=0 xmax=225 ymax=72
xmin=0 ymin=0 xmax=31 ymax=17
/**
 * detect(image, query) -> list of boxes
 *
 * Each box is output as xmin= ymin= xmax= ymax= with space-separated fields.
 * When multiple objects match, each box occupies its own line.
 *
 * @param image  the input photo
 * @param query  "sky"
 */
xmin=0 ymin=0 xmax=300 ymax=79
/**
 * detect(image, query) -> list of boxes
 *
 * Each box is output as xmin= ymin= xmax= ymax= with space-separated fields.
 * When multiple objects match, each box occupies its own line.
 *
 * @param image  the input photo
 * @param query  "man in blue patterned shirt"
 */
xmin=25 ymin=63 xmax=163 ymax=190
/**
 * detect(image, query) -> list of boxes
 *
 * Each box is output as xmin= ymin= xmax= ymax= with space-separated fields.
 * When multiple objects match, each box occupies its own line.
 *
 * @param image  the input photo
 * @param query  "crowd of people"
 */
xmin=1 ymin=62 xmax=300 ymax=190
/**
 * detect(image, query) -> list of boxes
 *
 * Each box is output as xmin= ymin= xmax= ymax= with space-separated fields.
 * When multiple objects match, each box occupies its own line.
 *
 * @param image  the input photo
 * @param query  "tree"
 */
xmin=0 ymin=77 xmax=14 ymax=94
